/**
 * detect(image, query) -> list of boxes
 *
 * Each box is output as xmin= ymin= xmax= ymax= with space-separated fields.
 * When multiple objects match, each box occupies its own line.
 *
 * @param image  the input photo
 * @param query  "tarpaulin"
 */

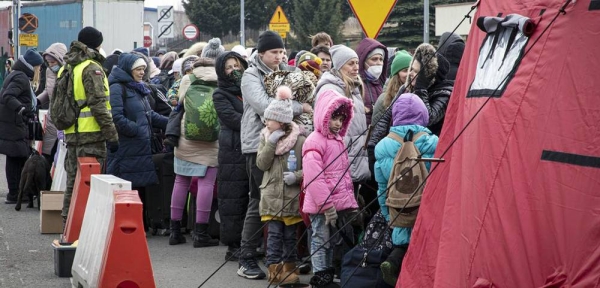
xmin=400 ymin=0 xmax=600 ymax=287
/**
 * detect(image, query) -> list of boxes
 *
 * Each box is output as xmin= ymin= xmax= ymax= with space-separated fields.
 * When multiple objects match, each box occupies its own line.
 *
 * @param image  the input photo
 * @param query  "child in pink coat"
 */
xmin=302 ymin=89 xmax=358 ymax=287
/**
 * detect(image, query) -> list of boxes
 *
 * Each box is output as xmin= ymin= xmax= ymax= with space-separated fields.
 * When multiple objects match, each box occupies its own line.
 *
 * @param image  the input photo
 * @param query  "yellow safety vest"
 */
xmin=63 ymin=59 xmax=111 ymax=134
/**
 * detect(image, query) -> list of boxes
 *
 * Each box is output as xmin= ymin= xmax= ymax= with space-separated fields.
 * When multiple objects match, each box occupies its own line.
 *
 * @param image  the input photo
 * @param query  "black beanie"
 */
xmin=78 ymin=26 xmax=103 ymax=49
xmin=257 ymin=31 xmax=284 ymax=53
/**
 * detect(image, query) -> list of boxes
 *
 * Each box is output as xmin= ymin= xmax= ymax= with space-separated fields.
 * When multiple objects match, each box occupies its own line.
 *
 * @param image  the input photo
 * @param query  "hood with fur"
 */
xmin=407 ymin=43 xmax=450 ymax=89
xmin=64 ymin=41 xmax=105 ymax=67
xmin=314 ymin=89 xmax=354 ymax=138
xmin=183 ymin=42 xmax=207 ymax=58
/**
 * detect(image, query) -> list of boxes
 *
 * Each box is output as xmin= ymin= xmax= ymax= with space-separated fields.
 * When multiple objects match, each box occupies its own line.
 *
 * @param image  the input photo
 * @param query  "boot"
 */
xmin=381 ymin=247 xmax=407 ymax=286
xmin=192 ymin=223 xmax=219 ymax=248
xmin=279 ymin=262 xmax=300 ymax=284
xmin=169 ymin=220 xmax=186 ymax=245
xmin=309 ymin=268 xmax=340 ymax=288
xmin=267 ymin=263 xmax=283 ymax=285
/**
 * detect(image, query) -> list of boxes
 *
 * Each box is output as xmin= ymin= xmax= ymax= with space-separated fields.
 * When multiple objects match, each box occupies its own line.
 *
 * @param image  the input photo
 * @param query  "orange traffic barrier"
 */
xmin=61 ymin=157 xmax=101 ymax=243
xmin=97 ymin=190 xmax=156 ymax=288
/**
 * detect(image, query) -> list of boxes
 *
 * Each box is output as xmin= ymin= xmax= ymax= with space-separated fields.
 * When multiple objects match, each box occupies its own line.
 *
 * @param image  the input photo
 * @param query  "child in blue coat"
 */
xmin=374 ymin=93 xmax=439 ymax=286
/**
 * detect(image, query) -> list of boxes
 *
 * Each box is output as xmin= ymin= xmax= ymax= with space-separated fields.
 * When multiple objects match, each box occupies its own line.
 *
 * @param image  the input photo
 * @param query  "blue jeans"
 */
xmin=266 ymin=220 xmax=298 ymax=266
xmin=309 ymin=214 xmax=333 ymax=272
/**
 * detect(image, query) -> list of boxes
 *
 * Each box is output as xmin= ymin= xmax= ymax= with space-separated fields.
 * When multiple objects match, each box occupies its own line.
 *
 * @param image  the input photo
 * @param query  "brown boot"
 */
xmin=279 ymin=262 xmax=300 ymax=284
xmin=267 ymin=263 xmax=283 ymax=285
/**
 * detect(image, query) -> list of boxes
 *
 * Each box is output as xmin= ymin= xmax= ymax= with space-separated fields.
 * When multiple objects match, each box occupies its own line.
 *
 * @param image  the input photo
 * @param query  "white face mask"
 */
xmin=367 ymin=65 xmax=383 ymax=79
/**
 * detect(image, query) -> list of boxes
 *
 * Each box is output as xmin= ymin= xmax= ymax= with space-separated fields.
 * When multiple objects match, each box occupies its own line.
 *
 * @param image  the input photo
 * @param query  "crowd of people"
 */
xmin=0 ymin=26 xmax=465 ymax=287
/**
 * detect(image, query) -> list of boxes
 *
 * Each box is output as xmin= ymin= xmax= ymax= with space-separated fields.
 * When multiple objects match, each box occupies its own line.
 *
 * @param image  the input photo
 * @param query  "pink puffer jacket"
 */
xmin=302 ymin=89 xmax=358 ymax=214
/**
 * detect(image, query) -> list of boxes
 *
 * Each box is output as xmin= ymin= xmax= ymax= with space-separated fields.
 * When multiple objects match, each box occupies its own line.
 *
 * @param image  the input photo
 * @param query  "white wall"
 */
xmin=435 ymin=3 xmax=477 ymax=36
xmin=82 ymin=0 xmax=144 ymax=52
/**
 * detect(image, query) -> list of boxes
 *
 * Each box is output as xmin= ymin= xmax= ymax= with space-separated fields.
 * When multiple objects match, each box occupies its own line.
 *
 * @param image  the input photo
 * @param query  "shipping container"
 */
xmin=0 ymin=0 xmax=143 ymax=56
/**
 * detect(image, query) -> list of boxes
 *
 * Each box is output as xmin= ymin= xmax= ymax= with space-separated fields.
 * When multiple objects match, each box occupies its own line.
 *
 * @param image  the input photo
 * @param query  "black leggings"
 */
xmin=5 ymin=155 xmax=27 ymax=197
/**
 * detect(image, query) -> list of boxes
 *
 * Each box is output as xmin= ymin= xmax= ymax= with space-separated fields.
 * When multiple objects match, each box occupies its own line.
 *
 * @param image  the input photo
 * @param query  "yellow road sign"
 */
xmin=19 ymin=33 xmax=38 ymax=46
xmin=278 ymin=32 xmax=287 ymax=39
xmin=269 ymin=6 xmax=289 ymax=24
xmin=348 ymin=0 xmax=398 ymax=38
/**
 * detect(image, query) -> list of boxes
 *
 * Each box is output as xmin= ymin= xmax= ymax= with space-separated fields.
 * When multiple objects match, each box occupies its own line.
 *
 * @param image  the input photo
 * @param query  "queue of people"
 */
xmin=0 ymin=26 xmax=464 ymax=287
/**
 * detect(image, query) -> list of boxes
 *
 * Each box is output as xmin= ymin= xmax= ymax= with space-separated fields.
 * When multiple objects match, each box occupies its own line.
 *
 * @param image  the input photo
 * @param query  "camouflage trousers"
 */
xmin=61 ymin=141 xmax=106 ymax=218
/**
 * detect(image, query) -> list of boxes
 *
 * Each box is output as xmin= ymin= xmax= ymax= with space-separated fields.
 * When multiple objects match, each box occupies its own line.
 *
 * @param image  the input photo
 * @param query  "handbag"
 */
xmin=28 ymin=117 xmax=44 ymax=141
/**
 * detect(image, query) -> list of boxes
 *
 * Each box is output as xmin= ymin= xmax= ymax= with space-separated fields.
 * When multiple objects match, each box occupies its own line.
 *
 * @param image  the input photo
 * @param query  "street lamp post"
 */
xmin=240 ymin=0 xmax=245 ymax=46
xmin=424 ymin=0 xmax=429 ymax=43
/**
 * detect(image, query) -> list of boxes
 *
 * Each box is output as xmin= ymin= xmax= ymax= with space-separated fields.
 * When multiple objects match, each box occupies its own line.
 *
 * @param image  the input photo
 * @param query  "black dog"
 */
xmin=15 ymin=153 xmax=52 ymax=211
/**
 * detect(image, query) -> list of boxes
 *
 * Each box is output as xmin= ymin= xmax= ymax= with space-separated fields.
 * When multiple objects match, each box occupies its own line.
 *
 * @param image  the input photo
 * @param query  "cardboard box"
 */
xmin=40 ymin=191 xmax=64 ymax=234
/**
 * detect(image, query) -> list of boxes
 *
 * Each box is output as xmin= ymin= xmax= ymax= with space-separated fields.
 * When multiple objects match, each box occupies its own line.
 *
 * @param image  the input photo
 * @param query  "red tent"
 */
xmin=400 ymin=1 xmax=600 ymax=287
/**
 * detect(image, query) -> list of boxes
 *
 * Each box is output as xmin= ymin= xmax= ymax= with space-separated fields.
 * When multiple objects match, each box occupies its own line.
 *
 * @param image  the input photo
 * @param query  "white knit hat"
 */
xmin=169 ymin=58 xmax=184 ymax=74
xmin=264 ymin=86 xmax=294 ymax=123
xmin=131 ymin=58 xmax=146 ymax=71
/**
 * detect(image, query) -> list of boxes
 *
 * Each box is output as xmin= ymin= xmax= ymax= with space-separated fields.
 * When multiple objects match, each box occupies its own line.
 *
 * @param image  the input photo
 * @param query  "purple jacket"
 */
xmin=356 ymin=38 xmax=388 ymax=126
xmin=302 ymin=90 xmax=359 ymax=214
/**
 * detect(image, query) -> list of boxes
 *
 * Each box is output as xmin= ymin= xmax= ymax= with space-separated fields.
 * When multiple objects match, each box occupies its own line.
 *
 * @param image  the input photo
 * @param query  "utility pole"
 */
xmin=240 ymin=0 xmax=245 ymax=46
xmin=93 ymin=0 xmax=97 ymax=27
xmin=13 ymin=0 xmax=20 ymax=58
xmin=424 ymin=0 xmax=429 ymax=43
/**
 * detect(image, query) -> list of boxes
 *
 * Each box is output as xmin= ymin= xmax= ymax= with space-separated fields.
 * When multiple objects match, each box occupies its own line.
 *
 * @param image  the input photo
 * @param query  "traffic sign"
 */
xmin=19 ymin=33 xmax=38 ymax=46
xmin=143 ymin=36 xmax=152 ymax=48
xmin=183 ymin=24 xmax=199 ymax=40
xmin=157 ymin=6 xmax=174 ymax=39
xmin=18 ymin=13 xmax=38 ymax=34
xmin=348 ymin=0 xmax=398 ymax=39
xmin=269 ymin=6 xmax=290 ymax=39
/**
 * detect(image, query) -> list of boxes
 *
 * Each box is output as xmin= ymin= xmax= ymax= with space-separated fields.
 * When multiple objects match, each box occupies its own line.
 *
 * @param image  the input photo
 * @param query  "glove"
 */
xmin=324 ymin=207 xmax=338 ymax=227
xmin=268 ymin=129 xmax=285 ymax=144
xmin=107 ymin=141 xmax=119 ymax=153
xmin=414 ymin=64 xmax=432 ymax=90
xmin=283 ymin=172 xmax=296 ymax=185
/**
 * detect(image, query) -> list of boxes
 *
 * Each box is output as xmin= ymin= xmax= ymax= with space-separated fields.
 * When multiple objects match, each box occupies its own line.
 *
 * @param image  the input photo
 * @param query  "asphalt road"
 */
xmin=0 ymin=155 xmax=312 ymax=288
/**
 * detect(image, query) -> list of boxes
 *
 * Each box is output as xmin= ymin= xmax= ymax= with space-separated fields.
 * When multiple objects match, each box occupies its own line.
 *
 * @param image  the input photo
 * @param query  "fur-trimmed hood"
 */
xmin=260 ymin=122 xmax=301 ymax=155
xmin=314 ymin=89 xmax=354 ymax=139
xmin=406 ymin=43 xmax=450 ymax=89
xmin=183 ymin=42 xmax=207 ymax=58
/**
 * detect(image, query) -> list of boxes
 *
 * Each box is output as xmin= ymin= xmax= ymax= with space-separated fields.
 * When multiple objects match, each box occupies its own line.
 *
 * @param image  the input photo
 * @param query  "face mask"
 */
xmin=228 ymin=69 xmax=243 ymax=86
xmin=50 ymin=65 xmax=60 ymax=73
xmin=367 ymin=65 xmax=383 ymax=79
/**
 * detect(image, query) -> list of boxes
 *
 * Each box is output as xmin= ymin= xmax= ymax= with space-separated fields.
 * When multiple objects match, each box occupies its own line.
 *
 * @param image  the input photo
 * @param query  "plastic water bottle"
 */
xmin=287 ymin=150 xmax=297 ymax=172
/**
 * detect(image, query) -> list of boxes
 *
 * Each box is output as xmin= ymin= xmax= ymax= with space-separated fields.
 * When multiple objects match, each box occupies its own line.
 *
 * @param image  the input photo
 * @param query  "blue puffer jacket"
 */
xmin=106 ymin=53 xmax=168 ymax=187
xmin=374 ymin=124 xmax=438 ymax=245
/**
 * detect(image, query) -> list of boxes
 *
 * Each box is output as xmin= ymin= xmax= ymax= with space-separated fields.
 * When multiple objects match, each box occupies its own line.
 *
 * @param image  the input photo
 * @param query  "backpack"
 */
xmin=385 ymin=130 xmax=429 ymax=228
xmin=340 ymin=211 xmax=393 ymax=288
xmin=183 ymin=74 xmax=219 ymax=141
xmin=50 ymin=65 xmax=86 ymax=130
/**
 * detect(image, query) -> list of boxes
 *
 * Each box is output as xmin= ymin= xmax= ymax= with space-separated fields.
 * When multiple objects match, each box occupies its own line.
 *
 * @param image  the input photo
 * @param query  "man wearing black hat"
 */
xmin=59 ymin=26 xmax=118 ymax=221
xmin=237 ymin=30 xmax=312 ymax=280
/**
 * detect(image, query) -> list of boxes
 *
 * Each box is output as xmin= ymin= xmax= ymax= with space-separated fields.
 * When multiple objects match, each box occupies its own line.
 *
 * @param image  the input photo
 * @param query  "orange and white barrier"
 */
xmin=70 ymin=175 xmax=154 ymax=288
xmin=62 ymin=157 xmax=101 ymax=244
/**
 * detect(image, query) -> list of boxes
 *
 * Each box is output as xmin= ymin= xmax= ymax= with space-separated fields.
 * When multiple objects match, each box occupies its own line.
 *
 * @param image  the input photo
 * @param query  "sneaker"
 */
xmin=237 ymin=257 xmax=266 ymax=279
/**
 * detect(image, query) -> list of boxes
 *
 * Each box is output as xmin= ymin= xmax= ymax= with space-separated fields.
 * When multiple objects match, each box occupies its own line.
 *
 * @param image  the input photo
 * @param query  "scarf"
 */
xmin=127 ymin=81 xmax=151 ymax=96
xmin=261 ymin=122 xmax=301 ymax=155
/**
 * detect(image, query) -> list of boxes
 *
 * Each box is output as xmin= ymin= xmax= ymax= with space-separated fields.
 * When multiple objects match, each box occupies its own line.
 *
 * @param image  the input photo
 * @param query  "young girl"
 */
xmin=302 ymin=89 xmax=358 ymax=288
xmin=256 ymin=86 xmax=305 ymax=285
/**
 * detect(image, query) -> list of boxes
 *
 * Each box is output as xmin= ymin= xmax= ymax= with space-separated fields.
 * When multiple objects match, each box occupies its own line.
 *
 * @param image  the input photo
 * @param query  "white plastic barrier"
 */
xmin=71 ymin=175 xmax=131 ymax=288
xmin=35 ymin=109 xmax=48 ymax=152
xmin=50 ymin=140 xmax=67 ymax=192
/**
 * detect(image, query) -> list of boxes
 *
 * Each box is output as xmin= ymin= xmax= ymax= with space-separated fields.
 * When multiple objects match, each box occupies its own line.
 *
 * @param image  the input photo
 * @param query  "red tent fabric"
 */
xmin=400 ymin=1 xmax=600 ymax=287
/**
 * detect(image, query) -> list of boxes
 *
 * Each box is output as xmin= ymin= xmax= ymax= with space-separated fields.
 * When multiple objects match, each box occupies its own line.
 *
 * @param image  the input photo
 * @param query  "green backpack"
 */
xmin=51 ymin=65 xmax=85 ymax=131
xmin=183 ymin=75 xmax=219 ymax=141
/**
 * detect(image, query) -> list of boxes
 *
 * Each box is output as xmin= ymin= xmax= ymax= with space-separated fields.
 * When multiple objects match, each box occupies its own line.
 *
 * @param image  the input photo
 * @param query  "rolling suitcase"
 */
xmin=145 ymin=152 xmax=175 ymax=235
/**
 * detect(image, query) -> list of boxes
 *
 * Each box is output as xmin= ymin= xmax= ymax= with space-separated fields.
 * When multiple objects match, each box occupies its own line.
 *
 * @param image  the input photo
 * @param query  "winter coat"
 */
xmin=175 ymin=64 xmax=219 ymax=167
xmin=63 ymin=41 xmax=118 ymax=145
xmin=106 ymin=53 xmax=168 ymax=187
xmin=213 ymin=52 xmax=249 ymax=246
xmin=437 ymin=32 xmax=465 ymax=81
xmin=374 ymin=124 xmax=438 ymax=245
xmin=407 ymin=44 xmax=454 ymax=136
xmin=257 ymin=124 xmax=305 ymax=217
xmin=356 ymin=38 xmax=388 ymax=126
xmin=302 ymin=89 xmax=358 ymax=214
xmin=39 ymin=42 xmax=67 ymax=155
xmin=0 ymin=59 xmax=37 ymax=158
xmin=315 ymin=71 xmax=370 ymax=183
xmin=240 ymin=51 xmax=302 ymax=154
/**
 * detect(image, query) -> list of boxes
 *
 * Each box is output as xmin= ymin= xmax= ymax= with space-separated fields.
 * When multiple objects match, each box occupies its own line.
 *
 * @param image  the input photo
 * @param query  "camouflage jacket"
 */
xmin=63 ymin=41 xmax=118 ymax=145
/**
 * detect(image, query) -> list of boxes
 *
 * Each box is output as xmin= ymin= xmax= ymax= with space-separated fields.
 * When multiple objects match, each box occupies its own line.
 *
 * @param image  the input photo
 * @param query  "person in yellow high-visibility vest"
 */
xmin=60 ymin=27 xmax=118 ymax=221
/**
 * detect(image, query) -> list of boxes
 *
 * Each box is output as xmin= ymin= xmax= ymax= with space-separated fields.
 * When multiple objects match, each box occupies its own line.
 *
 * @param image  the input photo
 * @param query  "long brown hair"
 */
xmin=335 ymin=69 xmax=365 ymax=100
xmin=383 ymin=74 xmax=403 ymax=108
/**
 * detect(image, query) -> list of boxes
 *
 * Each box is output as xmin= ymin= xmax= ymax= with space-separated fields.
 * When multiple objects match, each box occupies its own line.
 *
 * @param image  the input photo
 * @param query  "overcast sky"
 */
xmin=144 ymin=0 xmax=185 ymax=11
